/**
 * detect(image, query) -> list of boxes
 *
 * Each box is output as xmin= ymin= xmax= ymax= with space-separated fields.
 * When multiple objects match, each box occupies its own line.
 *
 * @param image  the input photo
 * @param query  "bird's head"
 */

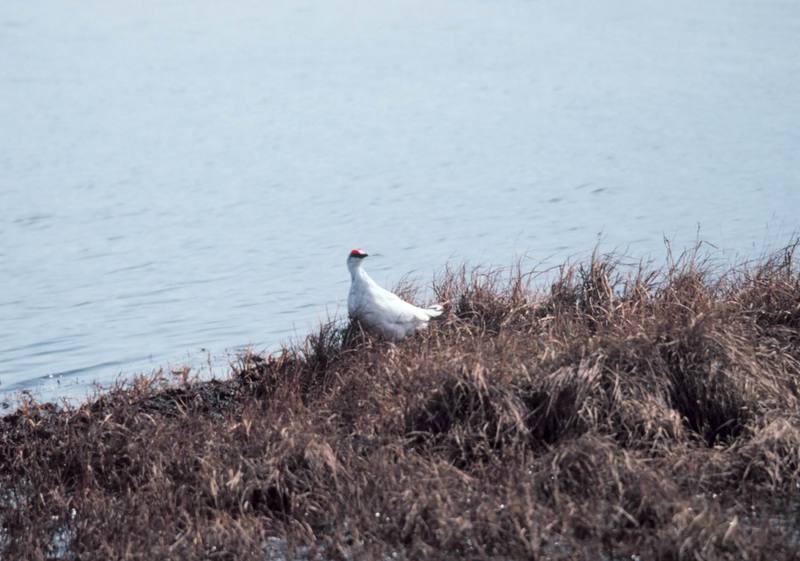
xmin=348 ymin=248 xmax=368 ymax=261
xmin=347 ymin=248 xmax=368 ymax=271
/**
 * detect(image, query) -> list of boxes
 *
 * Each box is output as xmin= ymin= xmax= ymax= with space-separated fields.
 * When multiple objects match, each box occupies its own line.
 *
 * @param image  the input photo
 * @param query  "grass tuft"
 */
xmin=2 ymin=243 xmax=800 ymax=560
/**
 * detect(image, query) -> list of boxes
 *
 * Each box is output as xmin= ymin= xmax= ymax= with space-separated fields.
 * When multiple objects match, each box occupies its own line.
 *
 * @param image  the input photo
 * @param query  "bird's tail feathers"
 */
xmin=425 ymin=304 xmax=444 ymax=318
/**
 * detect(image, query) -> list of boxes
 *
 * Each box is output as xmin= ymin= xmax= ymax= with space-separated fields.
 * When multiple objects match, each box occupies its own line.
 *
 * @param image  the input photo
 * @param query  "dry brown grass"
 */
xmin=2 ymin=243 xmax=800 ymax=560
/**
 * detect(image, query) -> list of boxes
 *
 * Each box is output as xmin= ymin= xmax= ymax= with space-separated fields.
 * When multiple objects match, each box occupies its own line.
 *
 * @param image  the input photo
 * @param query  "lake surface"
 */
xmin=2 ymin=0 xmax=799 ymax=406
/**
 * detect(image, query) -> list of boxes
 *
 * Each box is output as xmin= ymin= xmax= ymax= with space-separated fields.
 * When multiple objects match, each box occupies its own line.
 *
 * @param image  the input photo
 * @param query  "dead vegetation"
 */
xmin=2 ymin=243 xmax=800 ymax=560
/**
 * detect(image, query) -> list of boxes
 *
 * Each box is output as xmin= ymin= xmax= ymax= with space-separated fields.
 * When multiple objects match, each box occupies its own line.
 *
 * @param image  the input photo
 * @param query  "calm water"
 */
xmin=2 ymin=0 xmax=799 ymax=405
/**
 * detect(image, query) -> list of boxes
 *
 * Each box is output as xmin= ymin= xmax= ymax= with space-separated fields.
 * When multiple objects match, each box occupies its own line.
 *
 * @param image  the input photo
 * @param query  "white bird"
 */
xmin=347 ymin=248 xmax=443 ymax=341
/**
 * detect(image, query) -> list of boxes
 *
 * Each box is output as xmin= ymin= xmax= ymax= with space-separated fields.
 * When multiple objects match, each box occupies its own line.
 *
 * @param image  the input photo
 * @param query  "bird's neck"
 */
xmin=349 ymin=263 xmax=372 ymax=284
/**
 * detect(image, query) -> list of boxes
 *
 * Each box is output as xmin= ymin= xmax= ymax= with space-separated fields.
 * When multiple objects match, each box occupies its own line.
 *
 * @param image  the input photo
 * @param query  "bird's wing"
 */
xmin=372 ymin=284 xmax=406 ymax=304
xmin=372 ymin=285 xmax=444 ymax=320
xmin=384 ymin=296 xmax=437 ymax=323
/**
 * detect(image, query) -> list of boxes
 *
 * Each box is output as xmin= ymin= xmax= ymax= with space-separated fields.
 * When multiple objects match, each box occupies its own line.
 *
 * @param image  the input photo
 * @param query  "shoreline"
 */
xmin=2 ymin=243 xmax=799 ymax=560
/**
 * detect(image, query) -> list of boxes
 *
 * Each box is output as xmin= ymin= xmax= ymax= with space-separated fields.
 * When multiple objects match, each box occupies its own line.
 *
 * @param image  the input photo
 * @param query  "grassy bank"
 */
xmin=2 ymin=244 xmax=800 ymax=560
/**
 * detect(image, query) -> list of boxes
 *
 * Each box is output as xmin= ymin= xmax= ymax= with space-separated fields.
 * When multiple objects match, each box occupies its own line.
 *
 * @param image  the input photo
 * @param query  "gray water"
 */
xmin=2 ymin=0 xmax=799 ymax=406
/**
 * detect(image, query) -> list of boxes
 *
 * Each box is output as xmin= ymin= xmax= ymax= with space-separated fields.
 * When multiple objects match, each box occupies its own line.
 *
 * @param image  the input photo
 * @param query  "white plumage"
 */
xmin=346 ymin=249 xmax=443 ymax=341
